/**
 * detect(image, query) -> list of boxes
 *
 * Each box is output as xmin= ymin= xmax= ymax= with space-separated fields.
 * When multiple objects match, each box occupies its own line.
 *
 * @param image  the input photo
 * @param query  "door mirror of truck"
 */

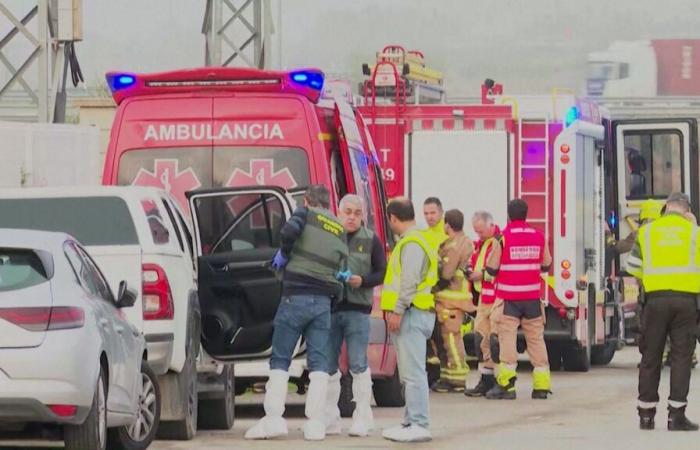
xmin=116 ymin=280 xmax=138 ymax=309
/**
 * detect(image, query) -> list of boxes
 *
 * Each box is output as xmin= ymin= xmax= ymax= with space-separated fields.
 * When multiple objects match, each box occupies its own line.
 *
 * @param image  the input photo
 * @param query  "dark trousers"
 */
xmin=638 ymin=293 xmax=698 ymax=407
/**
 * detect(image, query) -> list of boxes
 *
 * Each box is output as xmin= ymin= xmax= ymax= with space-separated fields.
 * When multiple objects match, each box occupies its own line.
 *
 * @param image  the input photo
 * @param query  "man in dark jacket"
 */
xmin=246 ymin=185 xmax=348 ymax=441
xmin=324 ymin=194 xmax=386 ymax=437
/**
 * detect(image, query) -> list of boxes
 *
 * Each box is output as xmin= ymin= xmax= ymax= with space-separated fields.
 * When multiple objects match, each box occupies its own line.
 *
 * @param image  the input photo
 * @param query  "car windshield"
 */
xmin=0 ymin=249 xmax=48 ymax=292
xmin=0 ymin=197 xmax=139 ymax=246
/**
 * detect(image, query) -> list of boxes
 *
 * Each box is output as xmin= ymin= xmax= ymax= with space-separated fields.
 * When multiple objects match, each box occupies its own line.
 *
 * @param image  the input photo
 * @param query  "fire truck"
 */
xmin=358 ymin=50 xmax=624 ymax=371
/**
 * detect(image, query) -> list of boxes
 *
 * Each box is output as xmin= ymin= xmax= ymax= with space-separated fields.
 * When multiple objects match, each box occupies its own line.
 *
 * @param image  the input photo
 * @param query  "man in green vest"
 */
xmin=627 ymin=192 xmax=700 ymax=432
xmin=423 ymin=197 xmax=448 ymax=374
xmin=381 ymin=198 xmax=439 ymax=443
xmin=324 ymin=194 xmax=387 ymax=437
xmin=245 ymin=185 xmax=348 ymax=441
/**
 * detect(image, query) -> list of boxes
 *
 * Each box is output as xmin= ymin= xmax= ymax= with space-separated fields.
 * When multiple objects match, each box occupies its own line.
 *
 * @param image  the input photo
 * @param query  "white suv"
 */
xmin=0 ymin=186 xmax=233 ymax=440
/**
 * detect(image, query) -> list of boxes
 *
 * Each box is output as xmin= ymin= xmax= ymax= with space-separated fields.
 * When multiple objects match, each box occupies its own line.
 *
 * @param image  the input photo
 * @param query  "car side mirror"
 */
xmin=116 ymin=280 xmax=137 ymax=309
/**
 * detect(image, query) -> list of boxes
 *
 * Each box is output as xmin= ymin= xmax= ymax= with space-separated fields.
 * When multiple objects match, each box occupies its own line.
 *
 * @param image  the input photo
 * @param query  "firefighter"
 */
xmin=381 ymin=198 xmax=438 ymax=443
xmin=627 ymin=192 xmax=700 ymax=431
xmin=325 ymin=194 xmax=387 ymax=437
xmin=485 ymin=199 xmax=553 ymax=400
xmin=245 ymin=185 xmax=348 ymax=441
xmin=464 ymin=211 xmax=501 ymax=397
xmin=430 ymin=209 xmax=475 ymax=393
xmin=423 ymin=197 xmax=449 ymax=374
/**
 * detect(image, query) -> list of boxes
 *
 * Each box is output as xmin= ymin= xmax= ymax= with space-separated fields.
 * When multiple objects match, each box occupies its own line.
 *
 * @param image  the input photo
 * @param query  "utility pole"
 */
xmin=0 ymin=0 xmax=82 ymax=123
xmin=202 ymin=0 xmax=275 ymax=69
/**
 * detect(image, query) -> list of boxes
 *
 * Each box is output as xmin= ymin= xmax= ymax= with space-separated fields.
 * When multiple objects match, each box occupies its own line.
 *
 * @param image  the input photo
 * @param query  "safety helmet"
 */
xmin=639 ymin=199 xmax=662 ymax=222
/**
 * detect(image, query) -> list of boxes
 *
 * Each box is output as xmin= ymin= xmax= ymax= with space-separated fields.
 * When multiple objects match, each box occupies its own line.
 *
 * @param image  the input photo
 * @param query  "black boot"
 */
xmin=531 ymin=389 xmax=552 ymax=400
xmin=465 ymin=374 xmax=495 ymax=397
xmin=637 ymin=407 xmax=655 ymax=430
xmin=485 ymin=376 xmax=516 ymax=400
xmin=668 ymin=406 xmax=699 ymax=431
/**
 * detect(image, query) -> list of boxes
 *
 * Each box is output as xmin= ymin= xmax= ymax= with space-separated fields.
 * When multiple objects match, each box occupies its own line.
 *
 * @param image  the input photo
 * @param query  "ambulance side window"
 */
xmin=348 ymin=148 xmax=377 ymax=231
xmin=330 ymin=147 xmax=350 ymax=201
xmin=624 ymin=131 xmax=683 ymax=199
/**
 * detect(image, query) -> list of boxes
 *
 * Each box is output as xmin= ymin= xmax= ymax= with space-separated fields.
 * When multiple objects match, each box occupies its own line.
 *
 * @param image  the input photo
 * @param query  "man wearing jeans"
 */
xmin=325 ymin=194 xmax=387 ymax=437
xmin=245 ymin=185 xmax=348 ymax=441
xmin=381 ymin=198 xmax=439 ymax=443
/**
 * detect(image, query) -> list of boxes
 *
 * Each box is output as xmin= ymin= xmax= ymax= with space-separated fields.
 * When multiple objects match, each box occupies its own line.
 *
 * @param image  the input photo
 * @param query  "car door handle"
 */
xmin=212 ymin=263 xmax=229 ymax=272
xmin=99 ymin=318 xmax=109 ymax=328
xmin=115 ymin=326 xmax=124 ymax=335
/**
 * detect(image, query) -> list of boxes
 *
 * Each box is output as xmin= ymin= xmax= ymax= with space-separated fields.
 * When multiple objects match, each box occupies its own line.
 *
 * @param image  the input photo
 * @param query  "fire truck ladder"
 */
xmin=518 ymin=115 xmax=551 ymax=298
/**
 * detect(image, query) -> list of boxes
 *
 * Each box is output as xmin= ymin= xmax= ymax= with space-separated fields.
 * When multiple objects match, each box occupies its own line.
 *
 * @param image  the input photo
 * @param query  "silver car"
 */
xmin=0 ymin=229 xmax=160 ymax=450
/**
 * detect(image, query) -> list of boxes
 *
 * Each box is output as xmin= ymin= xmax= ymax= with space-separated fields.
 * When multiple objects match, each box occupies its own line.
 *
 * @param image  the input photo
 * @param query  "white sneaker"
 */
xmin=382 ymin=424 xmax=432 ymax=443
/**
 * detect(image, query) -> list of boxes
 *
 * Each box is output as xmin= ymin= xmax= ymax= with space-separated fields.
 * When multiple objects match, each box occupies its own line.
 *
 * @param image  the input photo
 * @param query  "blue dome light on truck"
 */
xmin=106 ymin=73 xmax=137 ymax=92
xmin=289 ymin=70 xmax=324 ymax=91
xmin=564 ymin=106 xmax=580 ymax=127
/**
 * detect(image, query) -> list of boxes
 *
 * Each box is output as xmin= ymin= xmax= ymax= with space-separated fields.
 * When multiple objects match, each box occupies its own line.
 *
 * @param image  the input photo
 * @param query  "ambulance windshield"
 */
xmin=117 ymin=146 xmax=310 ymax=213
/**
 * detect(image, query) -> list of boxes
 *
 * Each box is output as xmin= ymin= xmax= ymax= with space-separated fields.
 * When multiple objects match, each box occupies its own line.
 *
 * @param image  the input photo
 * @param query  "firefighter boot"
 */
xmin=668 ymin=406 xmax=699 ymax=431
xmin=486 ymin=365 xmax=517 ymax=400
xmin=464 ymin=373 xmax=496 ymax=397
xmin=303 ymin=371 xmax=329 ymax=441
xmin=638 ymin=407 xmax=655 ymax=430
xmin=348 ymin=370 xmax=374 ymax=437
xmin=245 ymin=369 xmax=289 ymax=439
xmin=324 ymin=371 xmax=342 ymax=435
xmin=531 ymin=368 xmax=552 ymax=399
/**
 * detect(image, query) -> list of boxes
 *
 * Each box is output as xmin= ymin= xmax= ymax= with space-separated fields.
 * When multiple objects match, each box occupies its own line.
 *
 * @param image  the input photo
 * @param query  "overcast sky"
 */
xmin=1 ymin=0 xmax=699 ymax=97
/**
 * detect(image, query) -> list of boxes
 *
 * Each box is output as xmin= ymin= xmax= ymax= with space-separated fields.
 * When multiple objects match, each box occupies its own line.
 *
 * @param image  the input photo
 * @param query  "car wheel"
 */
xmin=591 ymin=341 xmax=617 ymax=366
xmin=198 ymin=365 xmax=235 ymax=430
xmin=65 ymin=366 xmax=107 ymax=450
xmin=107 ymin=362 xmax=161 ymax=450
xmin=372 ymin=366 xmax=405 ymax=407
xmin=157 ymin=317 xmax=199 ymax=441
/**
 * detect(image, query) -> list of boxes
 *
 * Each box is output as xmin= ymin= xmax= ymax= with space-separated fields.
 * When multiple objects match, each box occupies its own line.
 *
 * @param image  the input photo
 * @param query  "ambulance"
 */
xmin=102 ymin=67 xmax=403 ymax=416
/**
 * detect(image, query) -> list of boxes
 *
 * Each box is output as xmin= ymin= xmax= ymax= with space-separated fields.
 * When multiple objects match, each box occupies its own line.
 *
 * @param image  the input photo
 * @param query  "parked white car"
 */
xmin=0 ymin=229 xmax=158 ymax=450
xmin=0 ymin=186 xmax=233 ymax=439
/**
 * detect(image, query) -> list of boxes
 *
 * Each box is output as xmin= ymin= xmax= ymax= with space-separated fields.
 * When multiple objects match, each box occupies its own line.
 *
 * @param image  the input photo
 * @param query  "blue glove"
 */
xmin=336 ymin=270 xmax=353 ymax=282
xmin=271 ymin=250 xmax=288 ymax=271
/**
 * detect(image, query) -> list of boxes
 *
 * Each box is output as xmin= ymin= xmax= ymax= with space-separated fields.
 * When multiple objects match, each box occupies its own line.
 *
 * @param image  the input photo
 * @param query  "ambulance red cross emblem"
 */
xmin=132 ymin=159 xmax=202 ymax=213
xmin=225 ymin=159 xmax=298 ymax=228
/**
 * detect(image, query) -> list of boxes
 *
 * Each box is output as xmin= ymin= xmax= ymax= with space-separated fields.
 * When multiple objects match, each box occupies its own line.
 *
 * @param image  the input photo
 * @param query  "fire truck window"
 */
xmin=193 ymin=192 xmax=285 ymax=255
xmin=624 ymin=131 xmax=683 ymax=199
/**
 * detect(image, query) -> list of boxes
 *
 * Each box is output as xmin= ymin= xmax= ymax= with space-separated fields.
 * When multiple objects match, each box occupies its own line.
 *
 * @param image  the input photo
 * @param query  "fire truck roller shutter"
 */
xmin=408 ymin=131 xmax=510 ymax=228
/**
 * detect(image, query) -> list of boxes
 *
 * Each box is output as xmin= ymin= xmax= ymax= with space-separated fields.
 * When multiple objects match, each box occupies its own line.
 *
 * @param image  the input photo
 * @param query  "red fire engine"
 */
xmin=358 ymin=50 xmax=621 ymax=371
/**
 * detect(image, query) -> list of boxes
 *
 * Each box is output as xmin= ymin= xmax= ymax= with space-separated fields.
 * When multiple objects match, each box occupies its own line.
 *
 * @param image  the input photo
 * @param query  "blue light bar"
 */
xmin=564 ymin=106 xmax=579 ymax=127
xmin=107 ymin=73 xmax=136 ymax=92
xmin=289 ymin=70 xmax=324 ymax=91
xmin=609 ymin=211 xmax=617 ymax=229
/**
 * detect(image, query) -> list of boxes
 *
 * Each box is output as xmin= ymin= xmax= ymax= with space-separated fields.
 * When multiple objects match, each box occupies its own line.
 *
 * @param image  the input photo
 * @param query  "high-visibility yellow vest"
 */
xmin=635 ymin=213 xmax=700 ymax=293
xmin=380 ymin=229 xmax=439 ymax=311
xmin=423 ymin=219 xmax=448 ymax=251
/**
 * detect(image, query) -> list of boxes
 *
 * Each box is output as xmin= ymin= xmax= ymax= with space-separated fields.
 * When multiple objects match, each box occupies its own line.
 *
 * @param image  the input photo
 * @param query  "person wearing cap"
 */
xmin=608 ymin=199 xmax=662 ymax=255
xmin=627 ymin=192 xmax=700 ymax=432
